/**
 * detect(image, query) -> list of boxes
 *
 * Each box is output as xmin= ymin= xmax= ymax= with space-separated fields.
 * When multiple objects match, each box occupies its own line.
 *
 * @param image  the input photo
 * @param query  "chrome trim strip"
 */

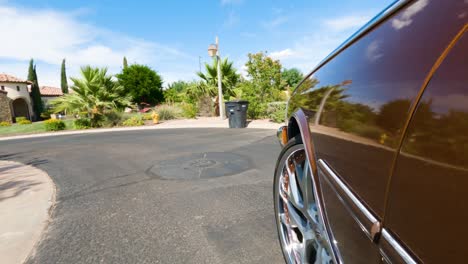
xmin=382 ymin=229 xmax=417 ymax=264
xmin=318 ymin=159 xmax=378 ymax=225
xmin=292 ymin=0 xmax=410 ymax=93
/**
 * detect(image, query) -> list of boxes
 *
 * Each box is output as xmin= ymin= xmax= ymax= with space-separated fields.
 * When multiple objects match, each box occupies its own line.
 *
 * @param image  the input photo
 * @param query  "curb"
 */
xmin=0 ymin=121 xmax=281 ymax=142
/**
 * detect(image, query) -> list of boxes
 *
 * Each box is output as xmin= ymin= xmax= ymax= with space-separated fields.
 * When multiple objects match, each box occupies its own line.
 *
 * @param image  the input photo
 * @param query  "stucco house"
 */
xmin=0 ymin=73 xmax=34 ymax=121
xmin=0 ymin=73 xmax=64 ymax=123
xmin=37 ymin=86 xmax=63 ymax=106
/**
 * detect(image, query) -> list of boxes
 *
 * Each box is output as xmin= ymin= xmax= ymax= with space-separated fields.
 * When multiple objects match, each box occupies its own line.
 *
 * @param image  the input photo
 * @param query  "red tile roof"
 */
xmin=39 ymin=86 xmax=63 ymax=97
xmin=0 ymin=73 xmax=32 ymax=84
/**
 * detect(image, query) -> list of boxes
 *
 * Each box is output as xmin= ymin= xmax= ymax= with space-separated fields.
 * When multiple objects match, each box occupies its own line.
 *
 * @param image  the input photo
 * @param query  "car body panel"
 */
xmin=284 ymin=0 xmax=468 ymax=262
xmin=384 ymin=27 xmax=468 ymax=263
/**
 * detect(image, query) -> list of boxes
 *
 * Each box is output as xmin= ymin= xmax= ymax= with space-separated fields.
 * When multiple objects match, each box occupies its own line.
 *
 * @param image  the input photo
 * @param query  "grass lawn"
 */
xmin=0 ymin=119 xmax=75 ymax=137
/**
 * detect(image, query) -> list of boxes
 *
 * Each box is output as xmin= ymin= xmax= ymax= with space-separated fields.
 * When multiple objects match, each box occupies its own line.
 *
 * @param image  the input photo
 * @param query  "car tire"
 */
xmin=273 ymin=136 xmax=334 ymax=264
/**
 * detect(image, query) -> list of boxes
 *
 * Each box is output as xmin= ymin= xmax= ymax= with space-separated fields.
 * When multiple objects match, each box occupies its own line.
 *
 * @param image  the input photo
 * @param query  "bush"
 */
xmin=102 ymin=111 xmax=123 ymax=127
xmin=15 ymin=116 xmax=27 ymax=122
xmin=74 ymin=118 xmax=92 ymax=129
xmin=18 ymin=119 xmax=32 ymax=125
xmin=353 ymin=125 xmax=385 ymax=140
xmin=337 ymin=119 xmax=384 ymax=141
xmin=142 ymin=113 xmax=153 ymax=121
xmin=246 ymin=101 xmax=267 ymax=119
xmin=44 ymin=119 xmax=66 ymax=131
xmin=0 ymin=121 xmax=11 ymax=127
xmin=156 ymin=104 xmax=180 ymax=120
xmin=122 ymin=116 xmax=144 ymax=127
xmin=40 ymin=109 xmax=53 ymax=120
xmin=181 ymin=103 xmax=198 ymax=118
xmin=269 ymin=111 xmax=285 ymax=123
xmin=87 ymin=114 xmax=104 ymax=128
xmin=267 ymin=102 xmax=287 ymax=123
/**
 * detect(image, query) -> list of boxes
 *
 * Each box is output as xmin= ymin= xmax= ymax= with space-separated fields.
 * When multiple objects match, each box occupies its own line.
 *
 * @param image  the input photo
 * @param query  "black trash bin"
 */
xmin=225 ymin=100 xmax=249 ymax=128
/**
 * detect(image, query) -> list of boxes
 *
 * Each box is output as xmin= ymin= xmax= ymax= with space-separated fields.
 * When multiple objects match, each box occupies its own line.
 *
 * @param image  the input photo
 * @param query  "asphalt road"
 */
xmin=0 ymin=128 xmax=284 ymax=264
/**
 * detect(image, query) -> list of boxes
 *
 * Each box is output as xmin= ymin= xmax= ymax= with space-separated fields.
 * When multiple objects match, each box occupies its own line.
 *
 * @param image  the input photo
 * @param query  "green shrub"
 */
xmin=267 ymin=102 xmax=287 ymax=123
xmin=122 ymin=116 xmax=144 ymax=127
xmin=181 ymin=103 xmax=198 ymax=118
xmin=15 ymin=116 xmax=27 ymax=122
xmin=337 ymin=119 xmax=359 ymax=133
xmin=353 ymin=125 xmax=385 ymax=140
xmin=337 ymin=119 xmax=384 ymax=141
xmin=44 ymin=119 xmax=66 ymax=131
xmin=74 ymin=118 xmax=92 ymax=129
xmin=267 ymin=102 xmax=287 ymax=114
xmin=269 ymin=110 xmax=286 ymax=123
xmin=90 ymin=114 xmax=104 ymax=128
xmin=156 ymin=104 xmax=180 ymax=120
xmin=246 ymin=101 xmax=267 ymax=119
xmin=0 ymin=121 xmax=11 ymax=127
xmin=142 ymin=113 xmax=153 ymax=121
xmin=102 ymin=111 xmax=123 ymax=127
xmin=18 ymin=119 xmax=32 ymax=125
xmin=40 ymin=109 xmax=53 ymax=120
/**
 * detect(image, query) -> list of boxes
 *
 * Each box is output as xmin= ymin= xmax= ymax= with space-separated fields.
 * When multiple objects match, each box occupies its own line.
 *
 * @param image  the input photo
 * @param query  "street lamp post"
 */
xmin=208 ymin=36 xmax=225 ymax=119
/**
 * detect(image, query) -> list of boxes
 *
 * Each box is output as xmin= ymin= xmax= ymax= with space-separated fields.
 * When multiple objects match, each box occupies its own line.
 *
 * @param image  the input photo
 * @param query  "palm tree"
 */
xmin=197 ymin=58 xmax=240 ymax=115
xmin=51 ymin=66 xmax=131 ymax=119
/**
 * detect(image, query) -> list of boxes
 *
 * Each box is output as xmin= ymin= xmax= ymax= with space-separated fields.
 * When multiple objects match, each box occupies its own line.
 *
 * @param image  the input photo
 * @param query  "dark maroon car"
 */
xmin=274 ymin=0 xmax=468 ymax=263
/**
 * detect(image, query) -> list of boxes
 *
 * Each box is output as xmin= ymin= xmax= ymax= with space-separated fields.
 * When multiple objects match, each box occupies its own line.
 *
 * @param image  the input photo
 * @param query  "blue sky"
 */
xmin=0 ymin=0 xmax=393 ymax=87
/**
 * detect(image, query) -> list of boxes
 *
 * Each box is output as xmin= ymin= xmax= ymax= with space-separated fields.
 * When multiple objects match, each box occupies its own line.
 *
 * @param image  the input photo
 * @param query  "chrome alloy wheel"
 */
xmin=275 ymin=143 xmax=334 ymax=264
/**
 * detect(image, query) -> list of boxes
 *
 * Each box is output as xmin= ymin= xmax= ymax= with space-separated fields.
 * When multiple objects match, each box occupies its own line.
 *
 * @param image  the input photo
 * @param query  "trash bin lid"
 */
xmin=225 ymin=100 xmax=249 ymax=104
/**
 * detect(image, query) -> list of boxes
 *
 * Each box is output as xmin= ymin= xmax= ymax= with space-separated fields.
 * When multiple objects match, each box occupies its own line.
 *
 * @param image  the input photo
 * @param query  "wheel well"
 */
xmin=287 ymin=117 xmax=300 ymax=140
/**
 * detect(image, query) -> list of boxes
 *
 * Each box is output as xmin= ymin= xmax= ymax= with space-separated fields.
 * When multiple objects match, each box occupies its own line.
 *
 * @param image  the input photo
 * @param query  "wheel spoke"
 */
xmin=276 ymin=147 xmax=335 ymax=264
xmin=292 ymin=157 xmax=308 ymax=198
xmin=286 ymin=163 xmax=303 ymax=209
xmin=286 ymin=202 xmax=304 ymax=229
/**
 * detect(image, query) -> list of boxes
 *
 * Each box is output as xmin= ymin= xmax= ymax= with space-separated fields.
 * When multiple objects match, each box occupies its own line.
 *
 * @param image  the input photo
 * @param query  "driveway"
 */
xmin=0 ymin=128 xmax=283 ymax=263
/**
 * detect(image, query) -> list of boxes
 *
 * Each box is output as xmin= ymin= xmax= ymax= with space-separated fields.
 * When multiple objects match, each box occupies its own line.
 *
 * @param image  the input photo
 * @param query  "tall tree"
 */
xmin=123 ymin=57 xmax=128 ymax=69
xmin=197 ymin=58 xmax=239 ymax=99
xmin=61 ymin=59 xmax=69 ymax=94
xmin=245 ymin=52 xmax=283 ymax=102
xmin=52 ymin=66 xmax=131 ymax=121
xmin=116 ymin=64 xmax=164 ymax=105
xmin=281 ymin=68 xmax=304 ymax=89
xmin=197 ymin=58 xmax=240 ymax=115
xmin=29 ymin=64 xmax=44 ymax=120
xmin=167 ymin=80 xmax=189 ymax=93
xmin=27 ymin=59 xmax=34 ymax=81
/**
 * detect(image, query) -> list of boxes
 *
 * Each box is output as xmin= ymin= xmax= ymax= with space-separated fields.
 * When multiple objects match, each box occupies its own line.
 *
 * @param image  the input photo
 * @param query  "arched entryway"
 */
xmin=12 ymin=98 xmax=30 ymax=121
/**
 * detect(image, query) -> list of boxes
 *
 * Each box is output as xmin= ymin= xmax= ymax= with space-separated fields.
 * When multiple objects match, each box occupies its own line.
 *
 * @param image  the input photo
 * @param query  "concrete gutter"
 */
xmin=0 ymin=118 xmax=281 ymax=142
xmin=0 ymin=161 xmax=55 ymax=264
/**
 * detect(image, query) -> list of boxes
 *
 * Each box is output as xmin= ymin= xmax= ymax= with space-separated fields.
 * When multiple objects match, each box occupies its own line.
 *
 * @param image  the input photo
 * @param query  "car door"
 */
xmin=287 ymin=0 xmax=468 ymax=262
xmin=381 ymin=24 xmax=468 ymax=263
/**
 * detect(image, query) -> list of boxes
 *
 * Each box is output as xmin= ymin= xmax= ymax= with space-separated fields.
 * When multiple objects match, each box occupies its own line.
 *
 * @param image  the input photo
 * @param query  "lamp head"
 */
xmin=208 ymin=44 xmax=217 ymax=57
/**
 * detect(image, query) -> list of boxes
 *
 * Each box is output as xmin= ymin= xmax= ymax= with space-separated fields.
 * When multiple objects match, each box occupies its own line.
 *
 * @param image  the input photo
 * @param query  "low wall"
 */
xmin=0 ymin=91 xmax=12 ymax=123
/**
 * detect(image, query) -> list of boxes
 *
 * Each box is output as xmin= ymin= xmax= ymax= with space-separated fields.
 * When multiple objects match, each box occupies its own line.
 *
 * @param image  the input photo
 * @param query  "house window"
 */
xmin=1 ymin=86 xmax=4 ymax=90
xmin=17 ymin=86 xmax=20 ymax=91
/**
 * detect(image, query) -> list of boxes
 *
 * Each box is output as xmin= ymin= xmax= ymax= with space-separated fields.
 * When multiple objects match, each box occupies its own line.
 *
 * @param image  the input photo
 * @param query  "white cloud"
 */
xmin=270 ymin=49 xmax=295 ymax=60
xmin=262 ymin=16 xmax=289 ymax=29
xmin=267 ymin=14 xmax=372 ymax=74
xmin=365 ymin=40 xmax=383 ymax=62
xmin=0 ymin=5 xmax=195 ymax=87
xmin=392 ymin=0 xmax=428 ymax=30
xmin=324 ymin=15 xmax=371 ymax=31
